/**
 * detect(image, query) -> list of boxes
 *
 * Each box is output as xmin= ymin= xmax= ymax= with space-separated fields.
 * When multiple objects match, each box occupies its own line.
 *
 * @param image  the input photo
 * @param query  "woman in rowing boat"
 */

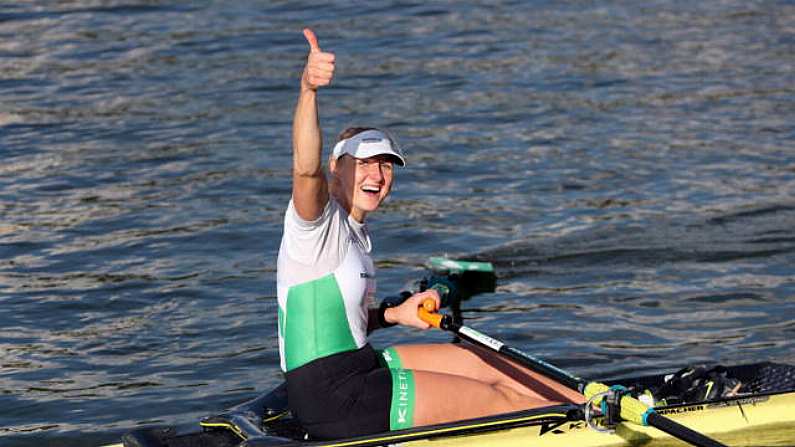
xmin=276 ymin=28 xmax=584 ymax=440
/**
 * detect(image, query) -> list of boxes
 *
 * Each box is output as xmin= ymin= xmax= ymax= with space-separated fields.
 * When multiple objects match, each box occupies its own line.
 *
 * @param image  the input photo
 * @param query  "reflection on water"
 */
xmin=1 ymin=1 xmax=794 ymax=445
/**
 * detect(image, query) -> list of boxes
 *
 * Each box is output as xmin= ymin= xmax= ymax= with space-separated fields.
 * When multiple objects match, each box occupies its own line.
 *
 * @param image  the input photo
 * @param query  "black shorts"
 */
xmin=286 ymin=344 xmax=394 ymax=440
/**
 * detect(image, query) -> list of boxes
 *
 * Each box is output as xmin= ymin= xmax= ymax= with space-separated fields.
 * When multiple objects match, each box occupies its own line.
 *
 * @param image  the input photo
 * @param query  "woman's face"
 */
xmin=331 ymin=154 xmax=395 ymax=222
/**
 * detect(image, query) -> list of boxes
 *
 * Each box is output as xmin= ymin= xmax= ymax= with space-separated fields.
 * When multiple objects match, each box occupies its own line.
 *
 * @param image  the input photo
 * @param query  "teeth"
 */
xmin=362 ymin=186 xmax=380 ymax=193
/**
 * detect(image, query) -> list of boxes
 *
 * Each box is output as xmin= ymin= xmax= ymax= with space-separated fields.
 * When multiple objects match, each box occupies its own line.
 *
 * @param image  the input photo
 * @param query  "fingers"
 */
xmin=419 ymin=289 xmax=441 ymax=311
xmin=303 ymin=60 xmax=334 ymax=88
xmin=301 ymin=28 xmax=335 ymax=90
xmin=387 ymin=290 xmax=442 ymax=330
xmin=408 ymin=290 xmax=441 ymax=329
xmin=303 ymin=27 xmax=320 ymax=53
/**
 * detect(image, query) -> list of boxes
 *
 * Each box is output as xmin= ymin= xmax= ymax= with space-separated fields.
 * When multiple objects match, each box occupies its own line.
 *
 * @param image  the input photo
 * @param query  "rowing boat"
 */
xmin=115 ymin=259 xmax=795 ymax=447
xmin=119 ymin=362 xmax=795 ymax=447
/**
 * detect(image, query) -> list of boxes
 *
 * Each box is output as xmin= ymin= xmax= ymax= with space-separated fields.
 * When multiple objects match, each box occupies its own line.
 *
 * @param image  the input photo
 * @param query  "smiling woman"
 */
xmin=274 ymin=28 xmax=583 ymax=440
xmin=328 ymin=128 xmax=402 ymax=222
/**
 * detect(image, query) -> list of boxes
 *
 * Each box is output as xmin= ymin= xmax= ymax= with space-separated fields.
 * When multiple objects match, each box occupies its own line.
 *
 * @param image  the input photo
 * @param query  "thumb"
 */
xmin=303 ymin=28 xmax=320 ymax=53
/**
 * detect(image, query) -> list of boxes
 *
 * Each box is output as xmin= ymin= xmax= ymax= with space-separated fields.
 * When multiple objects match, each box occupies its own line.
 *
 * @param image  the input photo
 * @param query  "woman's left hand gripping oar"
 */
xmin=382 ymin=289 xmax=442 ymax=329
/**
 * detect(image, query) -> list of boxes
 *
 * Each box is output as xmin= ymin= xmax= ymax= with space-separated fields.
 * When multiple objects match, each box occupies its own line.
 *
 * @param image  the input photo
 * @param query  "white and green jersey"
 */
xmin=276 ymin=198 xmax=377 ymax=372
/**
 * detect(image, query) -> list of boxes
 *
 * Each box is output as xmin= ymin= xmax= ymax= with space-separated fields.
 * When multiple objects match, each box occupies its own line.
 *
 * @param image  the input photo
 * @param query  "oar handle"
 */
xmin=418 ymin=298 xmax=444 ymax=328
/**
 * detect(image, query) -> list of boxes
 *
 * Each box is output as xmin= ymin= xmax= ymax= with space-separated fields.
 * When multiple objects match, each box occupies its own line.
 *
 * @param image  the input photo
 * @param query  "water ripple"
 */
xmin=1 ymin=1 xmax=793 ymax=445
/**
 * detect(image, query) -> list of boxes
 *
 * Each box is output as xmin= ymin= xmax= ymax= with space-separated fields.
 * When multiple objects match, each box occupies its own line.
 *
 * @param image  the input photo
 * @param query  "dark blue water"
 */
xmin=1 ymin=1 xmax=794 ymax=445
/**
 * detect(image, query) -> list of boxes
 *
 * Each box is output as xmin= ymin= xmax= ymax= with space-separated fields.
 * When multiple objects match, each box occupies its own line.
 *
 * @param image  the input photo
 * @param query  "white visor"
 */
xmin=331 ymin=129 xmax=406 ymax=167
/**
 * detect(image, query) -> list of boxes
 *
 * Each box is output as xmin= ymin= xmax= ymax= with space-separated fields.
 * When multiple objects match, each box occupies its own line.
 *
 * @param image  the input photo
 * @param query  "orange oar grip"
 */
xmin=422 ymin=299 xmax=437 ymax=311
xmin=418 ymin=299 xmax=442 ymax=328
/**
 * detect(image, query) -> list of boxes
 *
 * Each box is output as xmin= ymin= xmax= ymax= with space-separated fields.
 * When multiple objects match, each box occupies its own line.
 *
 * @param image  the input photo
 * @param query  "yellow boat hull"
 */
xmin=404 ymin=391 xmax=795 ymax=447
xmin=114 ymin=363 xmax=795 ymax=447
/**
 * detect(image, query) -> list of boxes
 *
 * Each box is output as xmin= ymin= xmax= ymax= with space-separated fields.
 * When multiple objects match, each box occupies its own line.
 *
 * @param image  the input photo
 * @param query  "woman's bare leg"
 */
xmin=393 ymin=343 xmax=585 ymax=404
xmin=410 ymin=369 xmax=553 ymax=426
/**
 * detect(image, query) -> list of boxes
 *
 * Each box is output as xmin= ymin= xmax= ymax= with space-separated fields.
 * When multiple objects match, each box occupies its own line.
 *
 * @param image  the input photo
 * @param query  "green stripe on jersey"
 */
xmin=283 ymin=273 xmax=357 ymax=371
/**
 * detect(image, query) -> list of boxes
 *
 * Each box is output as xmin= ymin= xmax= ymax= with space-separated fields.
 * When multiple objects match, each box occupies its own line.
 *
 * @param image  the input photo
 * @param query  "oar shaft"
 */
xmin=646 ymin=413 xmax=728 ymax=447
xmin=419 ymin=300 xmax=585 ymax=390
xmin=457 ymin=323 xmax=584 ymax=392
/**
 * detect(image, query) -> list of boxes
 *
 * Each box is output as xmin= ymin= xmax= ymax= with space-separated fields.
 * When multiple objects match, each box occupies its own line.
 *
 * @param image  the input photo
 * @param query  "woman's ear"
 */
xmin=327 ymin=156 xmax=339 ymax=192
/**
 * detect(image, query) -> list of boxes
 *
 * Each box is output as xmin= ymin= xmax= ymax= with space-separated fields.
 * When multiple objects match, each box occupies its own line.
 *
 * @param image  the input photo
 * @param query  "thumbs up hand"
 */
xmin=301 ymin=28 xmax=335 ymax=91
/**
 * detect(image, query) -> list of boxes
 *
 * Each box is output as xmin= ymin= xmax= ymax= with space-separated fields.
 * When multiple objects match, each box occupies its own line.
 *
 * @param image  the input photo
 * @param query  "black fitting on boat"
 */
xmin=584 ymin=385 xmax=631 ymax=433
xmin=604 ymin=385 xmax=630 ymax=429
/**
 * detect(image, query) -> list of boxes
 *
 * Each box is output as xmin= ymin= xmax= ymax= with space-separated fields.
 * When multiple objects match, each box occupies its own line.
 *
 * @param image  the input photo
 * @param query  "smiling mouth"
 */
xmin=361 ymin=185 xmax=381 ymax=195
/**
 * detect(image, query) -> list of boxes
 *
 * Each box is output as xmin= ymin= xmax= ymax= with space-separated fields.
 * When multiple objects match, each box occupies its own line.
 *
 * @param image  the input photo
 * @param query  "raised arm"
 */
xmin=292 ymin=28 xmax=336 ymax=221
